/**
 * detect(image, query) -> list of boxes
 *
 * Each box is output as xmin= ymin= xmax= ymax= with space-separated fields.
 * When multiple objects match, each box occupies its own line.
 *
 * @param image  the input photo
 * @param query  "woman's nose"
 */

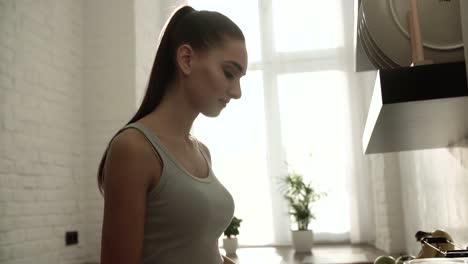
xmin=229 ymin=83 xmax=242 ymax=100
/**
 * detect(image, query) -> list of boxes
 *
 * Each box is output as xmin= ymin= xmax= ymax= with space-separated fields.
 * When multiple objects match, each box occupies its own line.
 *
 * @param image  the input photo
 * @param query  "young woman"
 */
xmin=98 ymin=5 xmax=247 ymax=264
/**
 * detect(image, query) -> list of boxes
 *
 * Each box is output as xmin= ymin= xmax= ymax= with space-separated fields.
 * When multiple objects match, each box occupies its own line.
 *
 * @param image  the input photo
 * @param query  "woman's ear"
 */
xmin=176 ymin=44 xmax=195 ymax=75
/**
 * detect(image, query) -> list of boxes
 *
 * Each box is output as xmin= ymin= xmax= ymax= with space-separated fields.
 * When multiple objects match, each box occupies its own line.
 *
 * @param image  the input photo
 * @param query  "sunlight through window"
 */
xmin=193 ymin=71 xmax=274 ymax=245
xmin=272 ymin=0 xmax=344 ymax=52
xmin=278 ymin=71 xmax=350 ymax=234
xmin=188 ymin=0 xmax=351 ymax=245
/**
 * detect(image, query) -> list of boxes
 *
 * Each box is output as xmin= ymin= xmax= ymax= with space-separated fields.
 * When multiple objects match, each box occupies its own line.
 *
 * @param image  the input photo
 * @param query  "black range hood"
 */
xmin=363 ymin=61 xmax=468 ymax=154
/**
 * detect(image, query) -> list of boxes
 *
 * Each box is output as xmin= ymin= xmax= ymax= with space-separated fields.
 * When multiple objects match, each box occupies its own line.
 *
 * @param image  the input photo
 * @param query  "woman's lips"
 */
xmin=219 ymin=99 xmax=229 ymax=107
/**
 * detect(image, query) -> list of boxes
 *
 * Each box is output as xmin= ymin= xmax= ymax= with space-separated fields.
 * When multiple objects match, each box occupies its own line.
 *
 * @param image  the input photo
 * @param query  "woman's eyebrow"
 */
xmin=223 ymin=60 xmax=246 ymax=76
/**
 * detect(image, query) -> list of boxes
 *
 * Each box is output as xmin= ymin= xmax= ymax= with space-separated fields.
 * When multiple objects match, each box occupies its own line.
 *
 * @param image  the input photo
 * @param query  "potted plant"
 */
xmin=280 ymin=171 xmax=325 ymax=253
xmin=223 ymin=216 xmax=242 ymax=255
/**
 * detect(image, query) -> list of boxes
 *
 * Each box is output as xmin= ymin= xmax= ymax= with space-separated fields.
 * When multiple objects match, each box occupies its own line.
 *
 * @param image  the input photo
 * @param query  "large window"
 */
xmin=192 ymin=71 xmax=274 ymax=245
xmin=190 ymin=0 xmax=351 ymax=246
xmin=277 ymin=71 xmax=350 ymax=236
xmin=272 ymin=0 xmax=344 ymax=52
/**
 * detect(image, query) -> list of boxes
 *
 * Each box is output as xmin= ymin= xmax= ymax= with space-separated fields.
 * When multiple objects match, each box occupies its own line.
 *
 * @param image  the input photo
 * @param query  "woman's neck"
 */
xmin=144 ymin=83 xmax=199 ymax=140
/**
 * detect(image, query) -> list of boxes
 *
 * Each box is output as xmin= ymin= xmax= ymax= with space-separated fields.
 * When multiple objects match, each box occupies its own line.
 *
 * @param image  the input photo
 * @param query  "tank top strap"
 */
xmin=123 ymin=122 xmax=167 ymax=155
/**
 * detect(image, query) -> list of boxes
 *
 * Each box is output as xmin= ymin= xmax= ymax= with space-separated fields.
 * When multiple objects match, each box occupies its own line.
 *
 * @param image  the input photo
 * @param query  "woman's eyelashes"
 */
xmin=223 ymin=69 xmax=235 ymax=80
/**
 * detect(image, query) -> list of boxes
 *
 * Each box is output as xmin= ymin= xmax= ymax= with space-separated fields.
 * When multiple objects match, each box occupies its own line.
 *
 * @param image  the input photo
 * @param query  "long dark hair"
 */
xmin=97 ymin=5 xmax=245 ymax=193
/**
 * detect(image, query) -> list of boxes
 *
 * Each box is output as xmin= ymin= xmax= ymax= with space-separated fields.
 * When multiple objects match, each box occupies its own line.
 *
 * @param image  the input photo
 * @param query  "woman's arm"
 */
xmin=100 ymin=130 xmax=160 ymax=264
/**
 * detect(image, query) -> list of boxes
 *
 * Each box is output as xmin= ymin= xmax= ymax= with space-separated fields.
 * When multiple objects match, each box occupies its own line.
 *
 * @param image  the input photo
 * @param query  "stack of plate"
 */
xmin=359 ymin=0 xmax=465 ymax=69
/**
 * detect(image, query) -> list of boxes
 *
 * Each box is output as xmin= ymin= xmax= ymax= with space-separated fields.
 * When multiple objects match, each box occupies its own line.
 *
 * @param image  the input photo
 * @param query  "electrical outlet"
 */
xmin=65 ymin=231 xmax=79 ymax=246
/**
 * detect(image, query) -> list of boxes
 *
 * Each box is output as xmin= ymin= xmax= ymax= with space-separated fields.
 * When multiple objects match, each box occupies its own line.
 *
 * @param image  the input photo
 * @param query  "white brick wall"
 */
xmin=83 ymin=0 xmax=137 ymax=261
xmin=81 ymin=1 xmax=184 ymax=261
xmin=399 ymin=146 xmax=468 ymax=256
xmin=345 ymin=70 xmax=377 ymax=244
xmin=368 ymin=153 xmax=406 ymax=255
xmin=0 ymin=0 xmax=87 ymax=263
xmin=1 ymin=0 xmax=162 ymax=262
xmin=135 ymin=0 xmax=161 ymax=106
xmin=82 ymin=1 xmax=183 ymax=260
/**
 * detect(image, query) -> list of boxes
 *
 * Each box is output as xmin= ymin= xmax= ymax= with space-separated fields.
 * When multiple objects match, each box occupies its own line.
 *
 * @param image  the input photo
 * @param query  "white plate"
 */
xmin=359 ymin=14 xmax=384 ymax=68
xmin=389 ymin=0 xmax=463 ymax=50
xmin=360 ymin=13 xmax=400 ymax=68
xmin=360 ymin=19 xmax=391 ymax=69
xmin=362 ymin=0 xmax=464 ymax=66
xmin=359 ymin=2 xmax=397 ymax=69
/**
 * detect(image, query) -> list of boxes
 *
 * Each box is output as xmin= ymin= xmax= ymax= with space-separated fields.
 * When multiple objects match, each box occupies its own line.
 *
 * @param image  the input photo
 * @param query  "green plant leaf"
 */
xmin=278 ymin=170 xmax=326 ymax=231
xmin=224 ymin=216 xmax=242 ymax=238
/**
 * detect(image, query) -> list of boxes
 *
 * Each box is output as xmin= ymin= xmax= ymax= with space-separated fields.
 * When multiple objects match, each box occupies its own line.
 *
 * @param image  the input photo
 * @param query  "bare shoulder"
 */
xmin=108 ymin=128 xmax=154 ymax=167
xmin=105 ymin=128 xmax=161 ymax=191
xmin=110 ymin=128 xmax=153 ymax=157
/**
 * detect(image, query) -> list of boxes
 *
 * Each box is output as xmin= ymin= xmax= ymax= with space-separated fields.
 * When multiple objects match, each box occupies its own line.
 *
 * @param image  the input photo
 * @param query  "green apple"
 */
xmin=395 ymin=255 xmax=415 ymax=264
xmin=374 ymin=255 xmax=396 ymax=264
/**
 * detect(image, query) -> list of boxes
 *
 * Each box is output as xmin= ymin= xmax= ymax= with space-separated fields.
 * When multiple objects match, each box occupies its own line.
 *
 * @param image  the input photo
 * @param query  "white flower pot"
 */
xmin=223 ymin=237 xmax=238 ymax=255
xmin=292 ymin=230 xmax=314 ymax=253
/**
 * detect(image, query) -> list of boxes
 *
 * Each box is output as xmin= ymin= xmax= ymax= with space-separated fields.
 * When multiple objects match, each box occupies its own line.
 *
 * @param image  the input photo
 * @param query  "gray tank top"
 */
xmin=117 ymin=122 xmax=235 ymax=264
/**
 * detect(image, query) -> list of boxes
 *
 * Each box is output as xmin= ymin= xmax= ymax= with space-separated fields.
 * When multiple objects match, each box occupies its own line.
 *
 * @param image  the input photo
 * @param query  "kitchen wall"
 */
xmin=357 ymin=69 xmax=468 ymax=256
xmin=135 ymin=0 xmax=186 ymax=105
xmin=349 ymin=69 xmax=405 ymax=255
xmin=83 ymin=0 xmax=137 ymax=262
xmin=369 ymin=152 xmax=407 ymax=255
xmin=0 ymin=0 xmax=166 ymax=262
xmin=135 ymin=0 xmax=161 ymax=106
xmin=0 ymin=1 xmax=87 ymax=263
xmin=399 ymin=145 xmax=468 ymax=256
xmin=83 ymin=0 xmax=165 ymax=262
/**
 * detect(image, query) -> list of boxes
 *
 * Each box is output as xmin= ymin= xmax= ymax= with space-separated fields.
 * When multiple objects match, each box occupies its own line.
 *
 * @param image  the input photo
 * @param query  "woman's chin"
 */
xmin=202 ymin=108 xmax=223 ymax=118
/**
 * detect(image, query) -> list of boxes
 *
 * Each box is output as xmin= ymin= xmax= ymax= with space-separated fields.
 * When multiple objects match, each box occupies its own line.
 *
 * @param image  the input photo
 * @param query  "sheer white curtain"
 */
xmin=277 ymin=71 xmax=351 ymax=241
xmin=164 ymin=0 xmax=376 ymax=246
